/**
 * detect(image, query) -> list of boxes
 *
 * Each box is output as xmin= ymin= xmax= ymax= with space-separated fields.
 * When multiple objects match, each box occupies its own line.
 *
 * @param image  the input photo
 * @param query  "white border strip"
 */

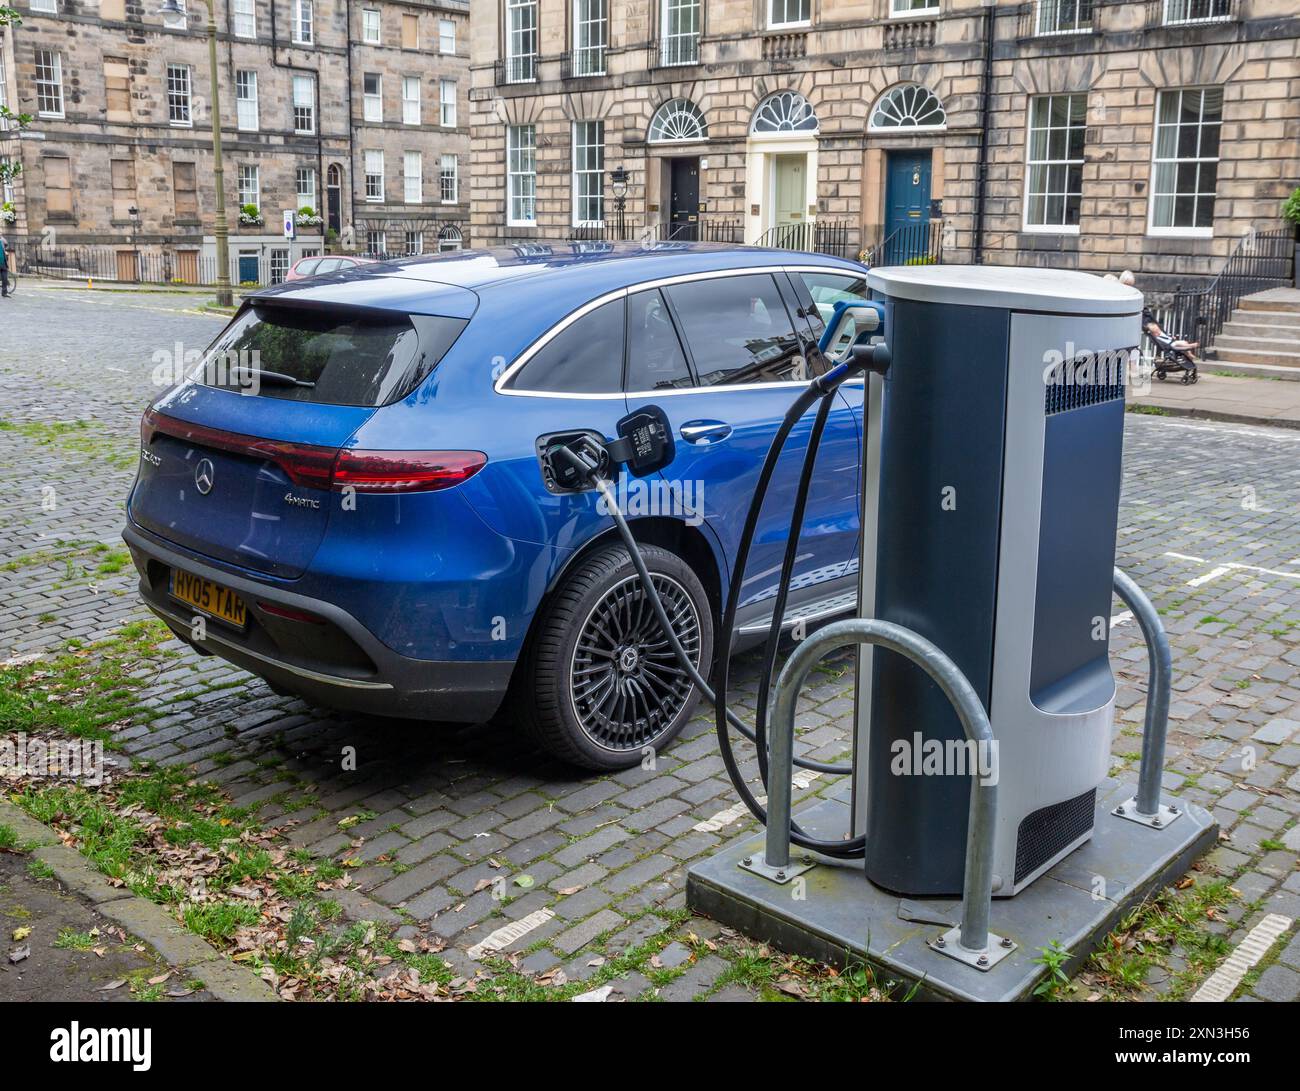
xmin=1190 ymin=912 xmax=1292 ymax=1002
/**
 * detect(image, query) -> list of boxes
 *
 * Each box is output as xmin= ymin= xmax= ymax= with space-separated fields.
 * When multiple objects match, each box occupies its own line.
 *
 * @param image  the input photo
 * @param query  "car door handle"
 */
xmin=679 ymin=420 xmax=732 ymax=444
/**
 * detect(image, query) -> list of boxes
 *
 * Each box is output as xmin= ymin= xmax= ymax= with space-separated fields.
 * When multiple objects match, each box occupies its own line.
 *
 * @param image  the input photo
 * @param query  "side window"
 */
xmin=626 ymin=289 xmax=692 ymax=392
xmin=295 ymin=258 xmax=321 ymax=276
xmin=665 ymin=274 xmax=803 ymax=386
xmin=508 ymin=298 xmax=624 ymax=393
xmin=798 ymin=270 xmax=869 ymax=355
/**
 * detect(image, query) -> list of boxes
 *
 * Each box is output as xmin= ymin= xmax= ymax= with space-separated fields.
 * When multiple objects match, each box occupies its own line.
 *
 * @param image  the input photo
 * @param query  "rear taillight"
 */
xmin=145 ymin=411 xmax=485 ymax=494
xmin=332 ymin=450 xmax=487 ymax=493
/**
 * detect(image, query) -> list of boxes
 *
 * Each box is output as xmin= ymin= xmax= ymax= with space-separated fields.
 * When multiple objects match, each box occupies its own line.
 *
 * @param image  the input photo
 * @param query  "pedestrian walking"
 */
xmin=0 ymin=233 xmax=10 ymax=298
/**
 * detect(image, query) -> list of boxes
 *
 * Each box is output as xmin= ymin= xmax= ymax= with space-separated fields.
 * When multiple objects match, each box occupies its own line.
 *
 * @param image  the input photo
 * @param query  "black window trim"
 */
xmin=492 ymin=262 xmax=867 ymax=399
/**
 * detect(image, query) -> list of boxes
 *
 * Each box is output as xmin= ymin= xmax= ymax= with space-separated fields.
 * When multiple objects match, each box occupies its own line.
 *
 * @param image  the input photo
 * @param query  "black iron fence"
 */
xmin=649 ymin=33 xmax=700 ymax=68
xmin=1152 ymin=226 xmax=1295 ymax=353
xmin=561 ymin=46 xmax=607 ymax=79
xmin=753 ymin=220 xmax=852 ymax=260
xmin=494 ymin=55 xmax=537 ymax=85
xmin=1018 ymin=0 xmax=1100 ymax=39
xmin=861 ymin=220 xmax=945 ymax=267
xmin=11 ymin=243 xmax=231 ymax=285
xmin=648 ymin=217 xmax=743 ymax=244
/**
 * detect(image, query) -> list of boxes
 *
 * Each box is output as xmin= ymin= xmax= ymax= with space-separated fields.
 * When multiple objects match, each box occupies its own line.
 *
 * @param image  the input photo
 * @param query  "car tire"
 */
xmin=517 ymin=544 xmax=713 ymax=771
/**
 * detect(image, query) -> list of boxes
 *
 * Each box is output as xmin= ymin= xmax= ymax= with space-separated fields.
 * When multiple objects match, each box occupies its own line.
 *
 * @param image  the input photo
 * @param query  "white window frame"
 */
xmin=440 ymin=153 xmax=458 ymax=204
xmin=235 ymin=70 xmax=259 ymax=132
xmin=34 ymin=49 xmax=64 ymax=118
xmin=292 ymin=0 xmax=313 ymax=44
xmin=439 ymin=79 xmax=456 ymax=127
xmin=571 ymin=119 xmax=604 ymax=228
xmin=659 ymin=0 xmax=700 ymax=66
xmin=403 ymin=150 xmax=423 ymax=204
xmin=30 ymin=0 xmax=57 ymax=12
xmin=507 ymin=123 xmax=537 ymax=227
xmin=364 ymin=150 xmax=384 ymax=202
xmin=439 ymin=18 xmax=456 ymax=54
xmin=401 ymin=77 xmax=421 ymax=125
xmin=1147 ymin=86 xmax=1221 ymax=239
xmin=767 ymin=0 xmax=810 ymax=30
xmin=1022 ymin=92 xmax=1086 ymax=235
xmin=505 ymin=0 xmax=538 ymax=83
xmin=166 ymin=63 xmax=193 ymax=127
xmin=292 ymin=74 xmax=315 ymax=135
xmin=362 ymin=8 xmax=381 ymax=43
xmin=405 ymin=229 xmax=423 ymax=256
xmin=890 ymin=0 xmax=940 ymax=18
xmin=237 ymin=164 xmax=260 ymax=210
xmin=296 ymin=166 xmax=316 ymax=210
xmin=363 ymin=73 xmax=383 ymax=122
xmin=572 ymin=0 xmax=608 ymax=76
xmin=232 ymin=0 xmax=256 ymax=38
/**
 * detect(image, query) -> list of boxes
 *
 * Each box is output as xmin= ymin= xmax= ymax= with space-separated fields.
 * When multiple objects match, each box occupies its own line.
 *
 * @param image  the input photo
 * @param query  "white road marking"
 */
xmin=1109 ymin=610 xmax=1134 ymax=629
xmin=692 ymin=769 xmax=824 ymax=832
xmin=571 ymin=984 xmax=615 ymax=1002
xmin=1153 ymin=420 xmax=1300 ymax=444
xmin=1163 ymin=551 xmax=1300 ymax=587
xmin=465 ymin=907 xmax=555 ymax=960
xmin=1190 ymin=913 xmax=1293 ymax=1002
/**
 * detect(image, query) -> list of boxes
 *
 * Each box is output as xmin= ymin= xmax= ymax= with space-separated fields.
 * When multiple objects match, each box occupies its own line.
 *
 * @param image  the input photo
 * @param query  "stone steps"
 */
xmin=1209 ymin=288 xmax=1300 ymax=380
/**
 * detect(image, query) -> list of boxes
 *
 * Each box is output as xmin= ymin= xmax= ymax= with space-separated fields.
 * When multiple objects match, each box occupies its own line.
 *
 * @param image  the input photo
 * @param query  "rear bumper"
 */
xmin=122 ymin=523 xmax=514 ymax=723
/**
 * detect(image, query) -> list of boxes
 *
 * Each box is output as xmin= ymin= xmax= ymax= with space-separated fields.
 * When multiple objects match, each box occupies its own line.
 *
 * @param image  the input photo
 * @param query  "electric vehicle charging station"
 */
xmin=680 ymin=266 xmax=1220 ymax=1001
xmin=541 ymin=264 xmax=1219 ymax=1001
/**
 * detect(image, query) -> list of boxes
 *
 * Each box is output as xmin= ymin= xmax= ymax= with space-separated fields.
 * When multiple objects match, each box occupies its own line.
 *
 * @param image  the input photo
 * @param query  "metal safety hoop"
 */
xmin=766 ymin=617 xmax=1001 ymax=958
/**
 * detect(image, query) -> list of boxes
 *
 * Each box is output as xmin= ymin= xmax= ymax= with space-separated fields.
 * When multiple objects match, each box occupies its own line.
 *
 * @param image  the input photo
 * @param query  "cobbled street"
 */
xmin=3 ymin=285 xmax=1300 ymax=1001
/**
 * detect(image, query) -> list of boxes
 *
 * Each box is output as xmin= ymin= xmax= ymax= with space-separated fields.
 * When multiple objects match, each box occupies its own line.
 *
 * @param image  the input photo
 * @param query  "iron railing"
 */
xmin=1017 ymin=0 xmax=1099 ymax=39
xmin=1152 ymin=227 xmax=1295 ymax=353
xmin=1145 ymin=0 xmax=1238 ymax=28
xmin=561 ymin=45 xmax=606 ymax=79
xmin=753 ymin=219 xmax=852 ymax=259
xmin=649 ymin=217 xmax=743 ymax=244
xmin=494 ymin=54 xmax=537 ymax=85
xmin=11 ymin=243 xmax=237 ymax=286
xmin=650 ymin=32 xmax=700 ymax=68
xmin=861 ymin=220 xmax=945 ymax=267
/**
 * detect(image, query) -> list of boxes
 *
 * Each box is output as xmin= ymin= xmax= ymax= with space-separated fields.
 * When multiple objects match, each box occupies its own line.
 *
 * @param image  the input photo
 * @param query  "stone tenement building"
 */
xmin=0 ymin=0 xmax=470 ymax=283
xmin=469 ymin=0 xmax=1300 ymax=285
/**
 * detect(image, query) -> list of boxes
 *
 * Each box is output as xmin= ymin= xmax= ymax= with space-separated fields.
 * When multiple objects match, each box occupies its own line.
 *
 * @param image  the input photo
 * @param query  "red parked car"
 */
xmin=284 ymin=254 xmax=374 ymax=281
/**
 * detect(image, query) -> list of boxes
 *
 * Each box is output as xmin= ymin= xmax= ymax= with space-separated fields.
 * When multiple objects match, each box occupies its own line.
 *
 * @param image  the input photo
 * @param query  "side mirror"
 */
xmin=818 ymin=300 xmax=885 ymax=360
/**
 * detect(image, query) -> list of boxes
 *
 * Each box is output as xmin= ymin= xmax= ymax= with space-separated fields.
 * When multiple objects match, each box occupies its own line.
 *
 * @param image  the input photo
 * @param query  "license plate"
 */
xmin=169 ymin=568 xmax=247 ymax=629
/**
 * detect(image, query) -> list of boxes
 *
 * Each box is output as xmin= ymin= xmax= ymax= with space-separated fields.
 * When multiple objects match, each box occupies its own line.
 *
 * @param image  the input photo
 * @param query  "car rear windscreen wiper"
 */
xmin=232 ymin=367 xmax=317 ymax=389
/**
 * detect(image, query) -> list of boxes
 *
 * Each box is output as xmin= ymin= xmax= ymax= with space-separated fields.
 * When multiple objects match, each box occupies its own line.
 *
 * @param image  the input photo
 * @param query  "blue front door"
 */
xmin=884 ymin=151 xmax=932 ymax=264
xmin=237 ymin=254 xmax=259 ymax=284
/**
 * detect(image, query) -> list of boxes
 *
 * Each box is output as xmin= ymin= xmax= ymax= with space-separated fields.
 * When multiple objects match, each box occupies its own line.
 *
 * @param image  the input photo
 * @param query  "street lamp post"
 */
xmin=610 ymin=166 xmax=628 ymax=242
xmin=158 ymin=0 xmax=232 ymax=307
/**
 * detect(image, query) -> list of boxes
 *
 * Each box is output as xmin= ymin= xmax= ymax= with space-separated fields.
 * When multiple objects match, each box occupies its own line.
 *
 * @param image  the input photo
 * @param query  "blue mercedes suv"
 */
xmin=124 ymin=243 xmax=870 ymax=769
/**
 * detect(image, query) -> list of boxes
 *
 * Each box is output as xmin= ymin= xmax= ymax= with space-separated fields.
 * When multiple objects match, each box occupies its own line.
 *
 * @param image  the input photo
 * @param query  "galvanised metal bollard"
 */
xmin=766 ymin=617 xmax=1011 ymax=967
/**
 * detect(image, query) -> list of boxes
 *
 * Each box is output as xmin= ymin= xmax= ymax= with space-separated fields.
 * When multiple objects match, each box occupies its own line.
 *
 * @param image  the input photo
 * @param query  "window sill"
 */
xmin=767 ymin=21 xmax=811 ymax=31
xmin=889 ymin=8 xmax=940 ymax=19
xmin=1022 ymin=225 xmax=1081 ymax=235
xmin=1147 ymin=227 xmax=1213 ymax=239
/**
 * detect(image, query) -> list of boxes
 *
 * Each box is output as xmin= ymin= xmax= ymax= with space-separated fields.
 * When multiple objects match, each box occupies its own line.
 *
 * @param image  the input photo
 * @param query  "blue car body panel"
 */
xmin=124 ymin=243 xmax=869 ymax=719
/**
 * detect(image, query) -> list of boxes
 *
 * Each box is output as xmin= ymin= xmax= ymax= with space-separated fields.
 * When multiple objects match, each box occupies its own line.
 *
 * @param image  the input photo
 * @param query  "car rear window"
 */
xmin=197 ymin=304 xmax=466 ymax=406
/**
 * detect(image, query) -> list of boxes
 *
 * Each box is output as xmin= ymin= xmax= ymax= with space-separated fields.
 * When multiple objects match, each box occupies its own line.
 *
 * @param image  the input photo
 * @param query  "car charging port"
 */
xmin=536 ymin=405 xmax=675 ymax=495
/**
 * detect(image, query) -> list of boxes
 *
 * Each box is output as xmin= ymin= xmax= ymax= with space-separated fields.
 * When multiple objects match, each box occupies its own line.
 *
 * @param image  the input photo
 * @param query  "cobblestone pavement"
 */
xmin=2 ymin=287 xmax=1299 ymax=1001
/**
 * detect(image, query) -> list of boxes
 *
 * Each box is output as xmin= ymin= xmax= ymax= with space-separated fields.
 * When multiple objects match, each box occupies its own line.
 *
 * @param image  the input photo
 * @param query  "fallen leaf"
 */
xmin=8 ymin=945 xmax=30 ymax=964
xmin=148 ymin=972 xmax=171 ymax=985
xmin=99 ymin=979 xmax=127 ymax=991
xmin=11 ymin=927 xmax=31 ymax=942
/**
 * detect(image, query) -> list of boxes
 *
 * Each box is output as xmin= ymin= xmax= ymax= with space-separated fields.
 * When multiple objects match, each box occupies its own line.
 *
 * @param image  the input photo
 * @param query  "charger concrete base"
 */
xmin=686 ymin=777 xmax=1217 ymax=1002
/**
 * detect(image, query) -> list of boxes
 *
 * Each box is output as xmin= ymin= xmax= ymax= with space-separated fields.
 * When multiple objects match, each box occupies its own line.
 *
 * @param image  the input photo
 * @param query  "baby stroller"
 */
xmin=1142 ymin=308 xmax=1199 ymax=385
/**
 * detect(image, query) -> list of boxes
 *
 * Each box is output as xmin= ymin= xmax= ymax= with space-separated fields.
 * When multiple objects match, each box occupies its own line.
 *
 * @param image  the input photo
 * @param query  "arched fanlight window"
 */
xmin=438 ymin=224 xmax=463 ymax=252
xmin=750 ymin=90 xmax=819 ymax=134
xmin=648 ymin=98 xmax=708 ymax=143
xmin=869 ymin=84 xmax=947 ymax=130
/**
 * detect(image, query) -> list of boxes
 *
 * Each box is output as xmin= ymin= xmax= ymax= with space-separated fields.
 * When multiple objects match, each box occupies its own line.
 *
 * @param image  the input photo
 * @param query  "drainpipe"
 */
xmin=971 ymin=0 xmax=995 ymax=264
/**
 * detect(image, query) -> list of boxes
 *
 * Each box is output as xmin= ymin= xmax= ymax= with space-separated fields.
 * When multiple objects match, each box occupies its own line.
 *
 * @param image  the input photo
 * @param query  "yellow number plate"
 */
xmin=169 ymin=569 xmax=247 ymax=628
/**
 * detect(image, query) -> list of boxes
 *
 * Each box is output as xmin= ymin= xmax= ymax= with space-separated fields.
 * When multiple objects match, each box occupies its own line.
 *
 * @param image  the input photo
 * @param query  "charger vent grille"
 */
xmin=1043 ymin=349 xmax=1135 ymax=415
xmin=1014 ymin=787 xmax=1096 ymax=885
